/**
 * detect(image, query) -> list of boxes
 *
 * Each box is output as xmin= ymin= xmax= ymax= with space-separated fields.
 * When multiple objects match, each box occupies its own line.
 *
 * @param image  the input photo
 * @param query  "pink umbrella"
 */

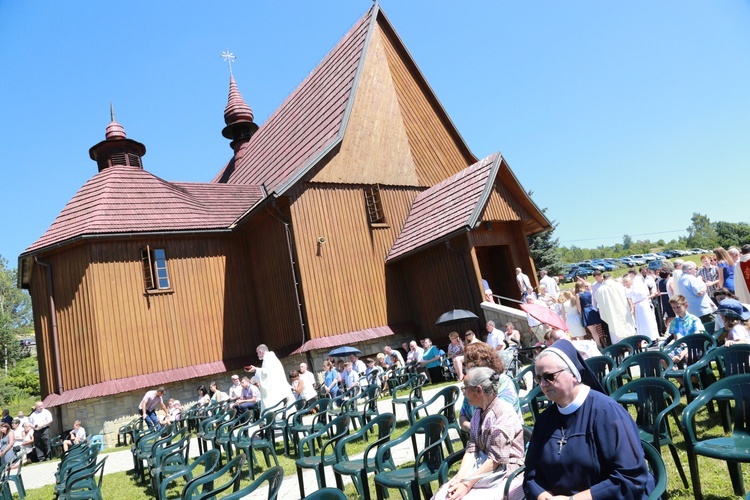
xmin=520 ymin=303 xmax=568 ymax=331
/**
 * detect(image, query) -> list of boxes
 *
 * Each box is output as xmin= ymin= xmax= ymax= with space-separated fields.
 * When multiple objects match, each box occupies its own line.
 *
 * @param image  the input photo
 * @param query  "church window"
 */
xmin=141 ymin=246 xmax=171 ymax=290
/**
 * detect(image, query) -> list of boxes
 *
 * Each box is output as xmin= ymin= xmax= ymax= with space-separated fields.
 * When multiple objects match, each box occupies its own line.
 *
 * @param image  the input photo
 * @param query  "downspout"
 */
xmin=34 ymin=258 xmax=64 ymax=395
xmin=269 ymin=201 xmax=308 ymax=357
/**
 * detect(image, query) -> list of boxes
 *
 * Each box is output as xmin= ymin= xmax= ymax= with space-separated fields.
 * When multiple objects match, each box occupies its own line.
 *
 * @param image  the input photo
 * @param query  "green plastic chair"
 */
xmin=218 ymin=464 xmax=283 ymax=500
xmin=333 ymin=412 xmax=396 ymax=500
xmin=519 ymin=385 xmax=547 ymax=424
xmin=512 ymin=363 xmax=536 ymax=392
xmin=681 ymin=373 xmax=750 ymax=499
xmin=602 ymin=343 xmax=633 ymax=367
xmin=390 ymin=373 xmax=427 ymax=419
xmin=149 ymin=432 xmax=191 ymax=494
xmin=349 ymin=385 xmax=381 ymax=432
xmin=241 ymin=411 xmax=280 ymax=480
xmin=661 ymin=333 xmax=715 ymax=386
xmin=117 ymin=416 xmax=143 ymax=446
xmin=374 ymin=414 xmax=448 ymax=500
xmin=684 ymin=344 xmax=750 ymax=431
xmin=603 ymin=350 xmax=673 ymax=397
xmin=610 ymin=377 xmax=688 ymax=488
xmin=157 ymin=449 xmax=220 ymax=500
xmin=304 ymin=488 xmax=347 ymax=500
xmin=409 ymin=385 xmax=461 ymax=454
xmin=4 ymin=454 xmax=25 ymax=499
xmin=57 ymin=456 xmax=108 ymax=500
xmin=295 ymin=414 xmax=350 ymax=498
xmin=181 ymin=453 xmax=245 ymax=500
xmin=271 ymin=399 xmax=306 ymax=457
xmin=213 ymin=411 xmax=250 ymax=465
xmin=288 ymin=398 xmax=332 ymax=457
xmin=55 ymin=446 xmax=100 ymax=497
xmin=641 ymin=440 xmax=667 ymax=500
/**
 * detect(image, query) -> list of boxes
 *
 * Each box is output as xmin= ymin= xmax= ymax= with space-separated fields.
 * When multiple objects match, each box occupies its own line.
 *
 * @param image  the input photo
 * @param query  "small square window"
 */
xmin=141 ymin=246 xmax=171 ymax=290
xmin=364 ymin=185 xmax=386 ymax=225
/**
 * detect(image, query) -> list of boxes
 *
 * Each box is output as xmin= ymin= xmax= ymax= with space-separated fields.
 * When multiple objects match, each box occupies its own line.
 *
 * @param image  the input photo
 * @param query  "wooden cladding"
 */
xmin=379 ymin=20 xmax=474 ymax=187
xmin=28 ymin=228 xmax=301 ymax=394
xmin=289 ymin=184 xmax=420 ymax=339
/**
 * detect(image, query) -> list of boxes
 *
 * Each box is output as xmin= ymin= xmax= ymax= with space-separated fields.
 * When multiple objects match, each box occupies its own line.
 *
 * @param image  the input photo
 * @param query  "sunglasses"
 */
xmin=534 ymin=369 xmax=566 ymax=384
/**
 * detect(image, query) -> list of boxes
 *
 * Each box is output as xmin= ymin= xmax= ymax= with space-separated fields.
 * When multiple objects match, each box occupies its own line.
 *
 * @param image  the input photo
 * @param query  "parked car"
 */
xmin=20 ymin=339 xmax=35 ymax=347
xmin=562 ymin=266 xmax=592 ymax=282
xmin=647 ymin=259 xmax=664 ymax=270
xmin=578 ymin=262 xmax=605 ymax=272
xmin=591 ymin=259 xmax=616 ymax=271
xmin=655 ymin=252 xmax=670 ymax=258
xmin=628 ymin=255 xmax=647 ymax=266
xmin=668 ymin=249 xmax=690 ymax=257
xmin=619 ymin=257 xmax=637 ymax=267
xmin=642 ymin=253 xmax=660 ymax=262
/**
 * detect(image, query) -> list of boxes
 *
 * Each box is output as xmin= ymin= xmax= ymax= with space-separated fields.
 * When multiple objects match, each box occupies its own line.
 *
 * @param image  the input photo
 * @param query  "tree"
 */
xmin=0 ymin=256 xmax=33 ymax=370
xmin=713 ymin=221 xmax=750 ymax=249
xmin=528 ymin=221 xmax=565 ymax=276
xmin=623 ymin=234 xmax=633 ymax=250
xmin=686 ymin=213 xmax=718 ymax=249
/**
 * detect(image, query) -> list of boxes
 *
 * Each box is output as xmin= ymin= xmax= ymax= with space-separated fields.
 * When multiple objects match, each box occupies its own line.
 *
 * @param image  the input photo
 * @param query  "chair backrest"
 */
xmin=585 ymin=356 xmax=615 ymax=386
xmin=409 ymin=386 xmax=459 ymax=425
xmin=218 ymin=465 xmax=284 ymax=500
xmin=513 ymin=363 xmax=536 ymax=391
xmin=641 ymin=440 xmax=667 ymax=500
xmin=336 ymin=412 xmax=396 ymax=463
xmin=602 ymin=343 xmax=632 ymax=366
xmin=604 ymin=351 xmax=673 ymax=394
xmin=610 ymin=377 xmax=680 ymax=435
xmin=617 ymin=335 xmax=653 ymax=354
xmin=662 ymin=333 xmax=715 ymax=365
xmin=682 ymin=373 xmax=750 ymax=441
xmin=64 ymin=455 xmax=108 ymax=493
xmin=185 ymin=453 xmax=246 ymax=500
xmin=303 ymin=488 xmax=348 ymax=500
xmin=412 ymin=414 xmax=448 ymax=471
xmin=299 ymin=414 xmax=350 ymax=459
xmin=718 ymin=344 xmax=750 ymax=377
xmin=260 ymin=398 xmax=286 ymax=420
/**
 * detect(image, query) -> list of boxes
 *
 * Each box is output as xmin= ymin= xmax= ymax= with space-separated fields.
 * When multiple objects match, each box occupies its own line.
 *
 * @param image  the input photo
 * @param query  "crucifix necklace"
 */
xmin=557 ymin=427 xmax=567 ymax=455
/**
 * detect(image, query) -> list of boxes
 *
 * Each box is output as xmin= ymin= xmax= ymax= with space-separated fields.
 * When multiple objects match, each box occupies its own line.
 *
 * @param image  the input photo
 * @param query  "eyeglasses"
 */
xmin=534 ymin=369 xmax=566 ymax=384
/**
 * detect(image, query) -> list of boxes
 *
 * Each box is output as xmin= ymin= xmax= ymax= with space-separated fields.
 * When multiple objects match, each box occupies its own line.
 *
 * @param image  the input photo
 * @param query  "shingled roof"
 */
xmin=22 ymin=166 xmax=262 ymax=255
xmin=212 ymin=6 xmax=376 ymax=194
xmin=386 ymin=153 xmax=503 ymax=263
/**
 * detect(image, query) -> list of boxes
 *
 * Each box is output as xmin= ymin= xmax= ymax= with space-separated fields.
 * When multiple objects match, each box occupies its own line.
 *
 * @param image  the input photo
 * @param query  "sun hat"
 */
xmin=717 ymin=299 xmax=750 ymax=321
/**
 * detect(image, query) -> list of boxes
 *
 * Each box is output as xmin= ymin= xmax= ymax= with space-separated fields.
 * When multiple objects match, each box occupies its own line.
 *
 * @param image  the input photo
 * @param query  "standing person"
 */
xmin=524 ymin=295 xmax=548 ymax=344
xmin=29 ymin=401 xmax=53 ymax=462
xmin=0 ymin=423 xmax=17 ymax=466
xmin=446 ymin=332 xmax=466 ymax=381
xmin=485 ymin=321 xmax=505 ymax=352
xmin=298 ymin=363 xmax=319 ymax=407
xmin=62 ymin=420 xmax=86 ymax=453
xmin=539 ymin=269 xmax=560 ymax=300
xmin=227 ymin=374 xmax=242 ymax=401
xmin=735 ymin=244 xmax=750 ymax=304
xmin=139 ymin=387 xmax=168 ymax=431
xmin=245 ymin=344 xmax=295 ymax=412
xmin=623 ymin=275 xmax=659 ymax=342
xmin=322 ymin=360 xmax=340 ymax=399
xmin=698 ymin=254 xmax=720 ymax=302
xmin=594 ymin=273 xmax=635 ymax=344
xmin=16 ymin=412 xmax=28 ymax=427
xmin=678 ymin=261 xmax=716 ymax=324
xmin=1 ymin=410 xmax=12 ymax=426
xmin=714 ymin=247 xmax=736 ymax=294
xmin=658 ymin=269 xmax=676 ymax=330
xmin=559 ymin=290 xmax=586 ymax=339
xmin=20 ymin=423 xmax=34 ymax=465
xmin=670 ymin=259 xmax=685 ymax=299
xmin=523 ymin=340 xmax=653 ymax=498
xmin=516 ymin=267 xmax=532 ymax=299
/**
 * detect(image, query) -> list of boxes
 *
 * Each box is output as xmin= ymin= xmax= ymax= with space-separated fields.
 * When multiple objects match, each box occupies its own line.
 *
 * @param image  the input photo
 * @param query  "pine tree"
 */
xmin=528 ymin=221 xmax=564 ymax=276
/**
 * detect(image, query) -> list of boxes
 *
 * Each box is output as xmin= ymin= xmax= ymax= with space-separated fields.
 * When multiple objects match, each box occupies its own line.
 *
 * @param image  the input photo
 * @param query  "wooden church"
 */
xmin=18 ymin=4 xmax=550 ymax=429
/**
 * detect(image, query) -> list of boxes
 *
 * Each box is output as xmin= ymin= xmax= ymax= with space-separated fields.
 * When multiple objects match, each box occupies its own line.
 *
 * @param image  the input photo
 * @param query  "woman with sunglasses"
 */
xmin=433 ymin=367 xmax=525 ymax=500
xmin=524 ymin=339 xmax=654 ymax=499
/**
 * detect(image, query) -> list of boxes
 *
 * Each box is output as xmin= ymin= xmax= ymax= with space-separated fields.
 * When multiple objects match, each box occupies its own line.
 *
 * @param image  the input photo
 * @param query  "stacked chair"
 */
xmin=51 ymin=438 xmax=107 ymax=500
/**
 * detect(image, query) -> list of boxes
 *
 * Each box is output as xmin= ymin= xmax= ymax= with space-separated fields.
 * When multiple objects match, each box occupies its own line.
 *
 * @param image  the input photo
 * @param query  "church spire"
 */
xmin=89 ymin=105 xmax=146 ymax=172
xmin=220 ymin=51 xmax=258 ymax=152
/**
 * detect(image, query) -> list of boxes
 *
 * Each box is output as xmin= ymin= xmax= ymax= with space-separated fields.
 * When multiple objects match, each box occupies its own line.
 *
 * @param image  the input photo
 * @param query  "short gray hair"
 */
xmin=683 ymin=261 xmax=697 ymax=271
xmin=465 ymin=367 xmax=500 ymax=394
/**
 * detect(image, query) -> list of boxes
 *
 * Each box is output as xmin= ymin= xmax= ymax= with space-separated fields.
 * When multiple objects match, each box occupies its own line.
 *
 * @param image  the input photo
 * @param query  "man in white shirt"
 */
xmin=29 ymin=401 xmax=53 ymax=461
xmin=228 ymin=374 xmax=243 ymax=401
xmin=539 ymin=269 xmax=559 ymax=300
xmin=669 ymin=259 xmax=684 ymax=299
xmin=485 ymin=320 xmax=505 ymax=352
xmin=349 ymin=354 xmax=367 ymax=376
xmin=516 ymin=268 xmax=532 ymax=298
xmin=406 ymin=341 xmax=424 ymax=365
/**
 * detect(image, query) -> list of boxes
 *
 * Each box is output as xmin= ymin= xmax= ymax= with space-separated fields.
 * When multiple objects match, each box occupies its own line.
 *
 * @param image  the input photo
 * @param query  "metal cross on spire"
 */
xmin=221 ymin=50 xmax=236 ymax=76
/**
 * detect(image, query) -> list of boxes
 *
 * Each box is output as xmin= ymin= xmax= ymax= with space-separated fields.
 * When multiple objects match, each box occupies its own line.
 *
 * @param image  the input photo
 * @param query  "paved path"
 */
xmin=17 ymin=381 xmax=473 ymax=498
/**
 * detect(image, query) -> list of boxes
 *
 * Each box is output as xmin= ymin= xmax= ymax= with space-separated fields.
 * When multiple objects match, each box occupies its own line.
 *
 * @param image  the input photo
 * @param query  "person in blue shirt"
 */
xmin=420 ymin=338 xmax=444 ymax=383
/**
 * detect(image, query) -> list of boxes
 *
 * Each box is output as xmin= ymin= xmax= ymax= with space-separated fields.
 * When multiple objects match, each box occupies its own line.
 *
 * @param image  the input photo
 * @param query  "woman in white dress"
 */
xmin=622 ymin=276 xmax=658 ymax=342
xmin=559 ymin=291 xmax=587 ymax=339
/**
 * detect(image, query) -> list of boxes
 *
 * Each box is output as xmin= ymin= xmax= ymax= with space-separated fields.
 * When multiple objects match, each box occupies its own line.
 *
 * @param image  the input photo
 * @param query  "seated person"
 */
xmin=432 ymin=367 xmax=525 ymax=499
xmin=20 ymin=423 xmax=34 ymax=464
xmin=523 ymin=339 xmax=654 ymax=498
xmin=383 ymin=345 xmax=404 ymax=369
xmin=420 ymin=338 xmax=444 ymax=383
xmin=446 ymin=331 xmax=465 ymax=381
xmin=667 ymin=295 xmax=705 ymax=364
xmin=232 ymin=376 xmax=260 ymax=414
xmin=363 ymin=358 xmax=383 ymax=387
xmin=63 ymin=420 xmax=86 ymax=453
xmin=196 ymin=385 xmax=211 ymax=407
xmin=209 ymin=381 xmax=229 ymax=403
xmin=504 ymin=322 xmax=521 ymax=347
xmin=340 ymin=361 xmax=359 ymax=390
xmin=161 ymin=399 xmax=183 ymax=425
xmin=717 ymin=299 xmax=750 ymax=346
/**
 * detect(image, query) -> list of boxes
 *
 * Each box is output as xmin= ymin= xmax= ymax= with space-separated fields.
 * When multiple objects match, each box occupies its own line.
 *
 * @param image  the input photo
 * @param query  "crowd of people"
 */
xmin=0 ymin=401 xmax=57 ymax=468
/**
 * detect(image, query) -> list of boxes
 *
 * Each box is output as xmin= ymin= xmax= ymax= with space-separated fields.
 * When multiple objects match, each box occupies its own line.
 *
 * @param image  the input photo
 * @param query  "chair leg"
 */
xmin=667 ymin=443 xmax=688 ymax=488
xmin=727 ymin=461 xmax=745 ymax=497
xmin=358 ymin=469 xmax=371 ymax=500
xmin=686 ymin=451 xmax=702 ymax=500
xmin=409 ymin=480 xmax=420 ymax=500
xmin=297 ymin=466 xmax=306 ymax=499
xmin=318 ymin=463 xmax=327 ymax=488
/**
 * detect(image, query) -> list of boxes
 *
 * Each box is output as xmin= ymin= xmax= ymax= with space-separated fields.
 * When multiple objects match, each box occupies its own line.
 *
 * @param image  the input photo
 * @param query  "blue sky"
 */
xmin=2 ymin=1 xmax=749 ymax=265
